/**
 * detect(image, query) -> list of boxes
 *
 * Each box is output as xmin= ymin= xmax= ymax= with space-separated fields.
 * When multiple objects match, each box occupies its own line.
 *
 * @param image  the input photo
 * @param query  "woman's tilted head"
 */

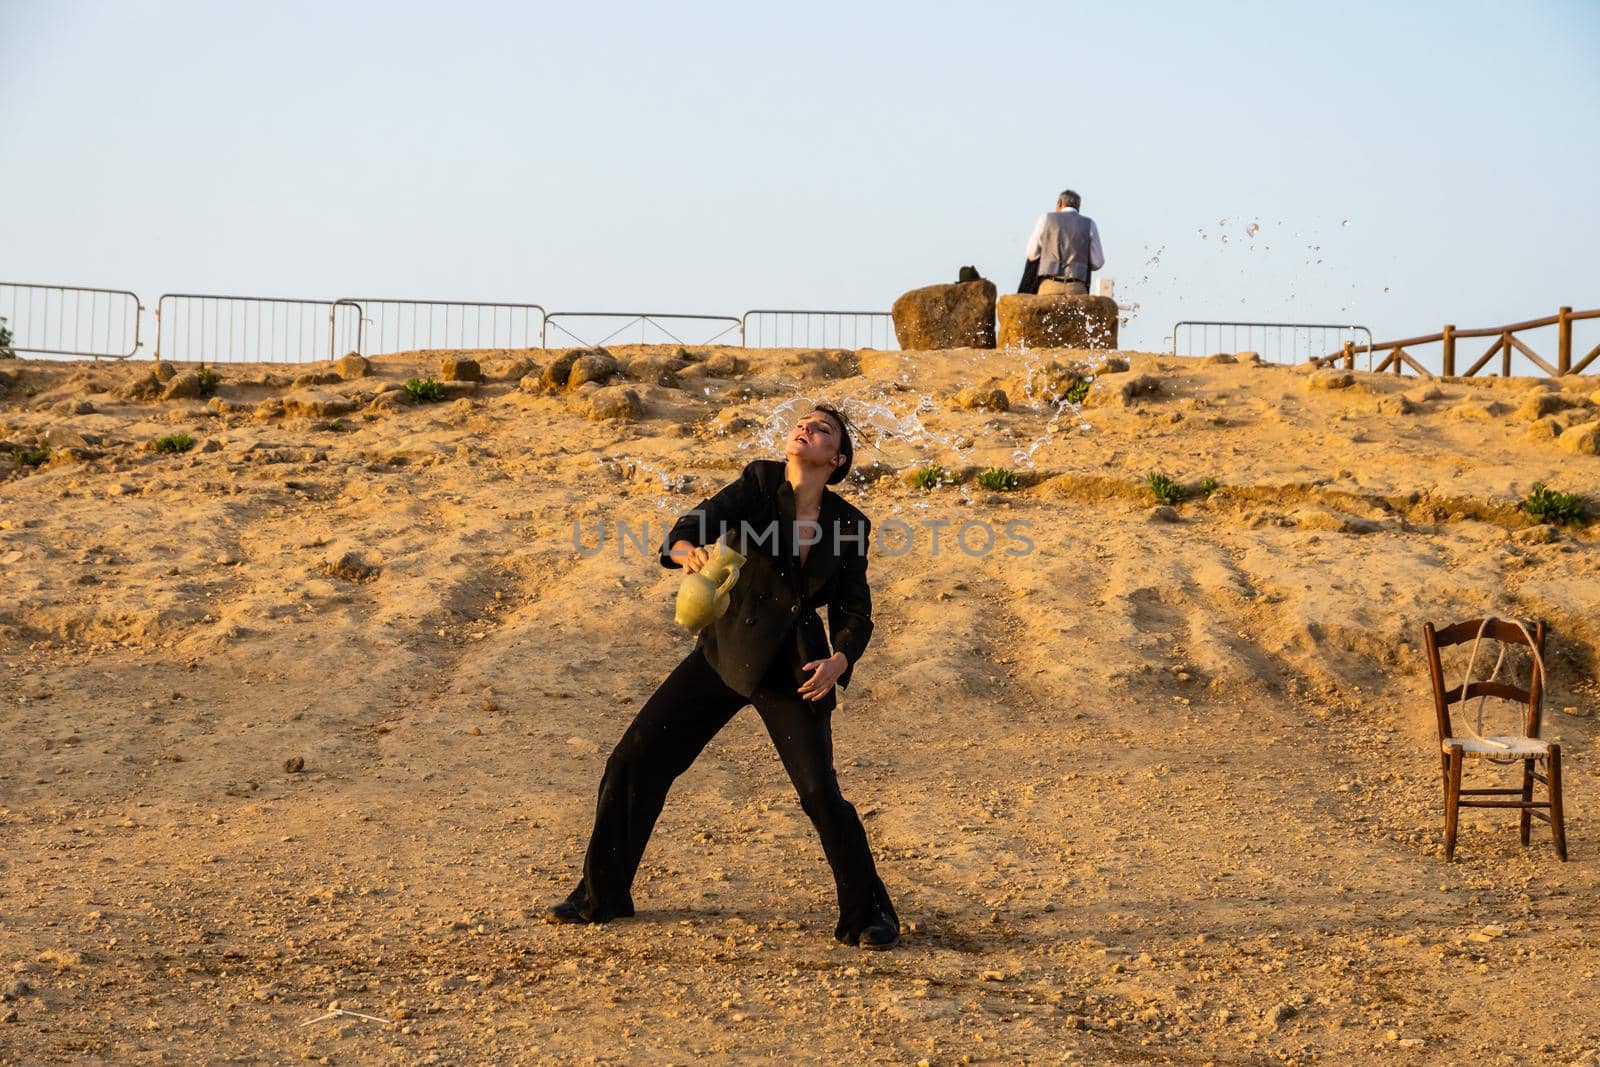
xmin=784 ymin=404 xmax=854 ymax=485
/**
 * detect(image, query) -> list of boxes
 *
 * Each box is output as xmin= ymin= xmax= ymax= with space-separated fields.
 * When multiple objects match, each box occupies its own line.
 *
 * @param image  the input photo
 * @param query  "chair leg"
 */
xmin=1444 ymin=745 xmax=1463 ymax=862
xmin=1520 ymin=758 xmax=1535 ymax=845
xmin=1548 ymin=745 xmax=1568 ymax=862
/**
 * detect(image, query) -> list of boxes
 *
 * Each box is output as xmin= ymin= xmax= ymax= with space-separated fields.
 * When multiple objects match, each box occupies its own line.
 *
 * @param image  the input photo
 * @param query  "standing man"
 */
xmin=1019 ymin=189 xmax=1105 ymax=295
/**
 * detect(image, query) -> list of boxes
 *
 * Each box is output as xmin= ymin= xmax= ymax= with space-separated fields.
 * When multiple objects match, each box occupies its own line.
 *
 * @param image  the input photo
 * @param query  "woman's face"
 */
xmin=784 ymin=409 xmax=843 ymax=474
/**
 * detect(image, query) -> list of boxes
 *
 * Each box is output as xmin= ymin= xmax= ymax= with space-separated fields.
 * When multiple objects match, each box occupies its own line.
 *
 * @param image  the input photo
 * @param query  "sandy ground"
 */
xmin=2 ymin=343 xmax=1599 ymax=1065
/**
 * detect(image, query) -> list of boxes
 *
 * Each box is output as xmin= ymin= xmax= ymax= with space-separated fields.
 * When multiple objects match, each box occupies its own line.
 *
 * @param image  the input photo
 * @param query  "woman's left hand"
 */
xmin=798 ymin=652 xmax=849 ymax=703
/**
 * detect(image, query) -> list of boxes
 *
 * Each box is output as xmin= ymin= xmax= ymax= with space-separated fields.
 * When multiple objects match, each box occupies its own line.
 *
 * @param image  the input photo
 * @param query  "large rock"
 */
xmin=161 ymin=372 xmax=204 ymax=400
xmin=995 ymin=294 xmax=1118 ymax=350
xmin=567 ymin=350 xmax=620 ymax=390
xmin=337 ymin=353 xmax=371 ymax=380
xmin=1558 ymin=421 xmax=1600 ymax=456
xmin=439 ymin=357 xmax=481 ymax=383
xmin=891 ymin=280 xmax=997 ymax=350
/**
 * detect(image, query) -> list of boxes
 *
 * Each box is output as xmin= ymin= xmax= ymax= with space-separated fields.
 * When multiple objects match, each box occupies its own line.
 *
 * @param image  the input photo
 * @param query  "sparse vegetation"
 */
xmin=977 ymin=467 xmax=1020 ymax=492
xmin=197 ymin=363 xmax=221 ymax=398
xmin=1197 ymin=476 xmax=1220 ymax=496
xmin=1147 ymin=470 xmax=1186 ymax=506
xmin=404 ymin=377 xmax=447 ymax=403
xmin=0 ymin=316 xmax=14 ymax=359
xmin=1523 ymin=482 xmax=1587 ymax=526
xmin=151 ymin=432 xmax=195 ymax=454
xmin=913 ymin=464 xmax=949 ymax=491
xmin=17 ymin=444 xmax=50 ymax=467
xmin=1063 ymin=377 xmax=1091 ymax=405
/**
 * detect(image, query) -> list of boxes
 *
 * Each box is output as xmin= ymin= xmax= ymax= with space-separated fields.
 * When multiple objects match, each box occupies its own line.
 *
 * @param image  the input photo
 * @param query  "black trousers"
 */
xmin=564 ymin=645 xmax=898 ymax=943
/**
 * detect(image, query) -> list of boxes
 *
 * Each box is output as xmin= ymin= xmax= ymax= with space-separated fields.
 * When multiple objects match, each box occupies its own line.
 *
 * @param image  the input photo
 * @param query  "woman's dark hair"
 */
xmin=812 ymin=404 xmax=854 ymax=485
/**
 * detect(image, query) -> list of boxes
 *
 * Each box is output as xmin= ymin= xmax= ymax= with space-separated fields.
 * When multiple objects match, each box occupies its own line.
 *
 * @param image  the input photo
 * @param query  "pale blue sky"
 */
xmin=2 ymin=0 xmax=1597 ymax=354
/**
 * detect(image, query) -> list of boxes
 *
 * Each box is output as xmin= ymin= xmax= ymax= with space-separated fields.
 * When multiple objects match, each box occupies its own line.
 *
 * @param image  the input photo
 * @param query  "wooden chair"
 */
xmin=1423 ymin=617 xmax=1566 ymax=862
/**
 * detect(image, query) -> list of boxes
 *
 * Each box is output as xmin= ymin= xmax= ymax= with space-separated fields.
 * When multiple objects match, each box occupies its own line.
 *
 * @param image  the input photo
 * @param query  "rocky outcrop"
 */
xmin=891 ymin=280 xmax=997 ymax=350
xmin=995 ymin=294 xmax=1117 ymax=350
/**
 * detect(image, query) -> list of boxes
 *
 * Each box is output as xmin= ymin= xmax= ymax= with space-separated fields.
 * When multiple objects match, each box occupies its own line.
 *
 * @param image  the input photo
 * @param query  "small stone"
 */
xmin=284 ymin=756 xmax=305 ymax=774
xmin=1264 ymin=1002 xmax=1297 ymax=1029
xmin=336 ymin=353 xmax=371 ymax=380
xmin=1147 ymin=505 xmax=1180 ymax=523
xmin=953 ymin=385 xmax=1009 ymax=412
xmin=322 ymin=550 xmax=379 ymax=581
xmin=1119 ymin=374 xmax=1161 ymax=405
xmin=151 ymin=361 xmax=177 ymax=382
xmin=1516 ymin=524 xmax=1559 ymax=545
xmin=1202 ymin=352 xmax=1236 ymax=365
xmin=1449 ymin=398 xmax=1506 ymax=420
xmin=1377 ymin=394 xmax=1416 ymax=416
xmin=1090 ymin=355 xmax=1130 ymax=375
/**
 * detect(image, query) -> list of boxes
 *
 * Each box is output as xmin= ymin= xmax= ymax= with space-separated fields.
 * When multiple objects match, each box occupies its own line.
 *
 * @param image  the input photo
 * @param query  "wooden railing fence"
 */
xmin=1317 ymin=306 xmax=1599 ymax=378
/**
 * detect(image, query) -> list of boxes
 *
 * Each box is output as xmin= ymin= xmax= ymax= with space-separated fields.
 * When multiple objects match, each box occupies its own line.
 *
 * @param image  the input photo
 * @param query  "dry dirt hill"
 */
xmin=1 ymin=344 xmax=1598 ymax=1065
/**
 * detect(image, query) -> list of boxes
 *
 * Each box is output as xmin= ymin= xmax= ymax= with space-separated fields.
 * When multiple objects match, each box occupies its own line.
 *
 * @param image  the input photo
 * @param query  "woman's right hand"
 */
xmin=670 ymin=540 xmax=711 ymax=573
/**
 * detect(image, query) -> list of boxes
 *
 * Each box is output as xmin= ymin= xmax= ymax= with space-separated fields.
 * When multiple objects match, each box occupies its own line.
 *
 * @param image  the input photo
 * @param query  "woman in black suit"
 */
xmin=545 ymin=405 xmax=900 ymax=949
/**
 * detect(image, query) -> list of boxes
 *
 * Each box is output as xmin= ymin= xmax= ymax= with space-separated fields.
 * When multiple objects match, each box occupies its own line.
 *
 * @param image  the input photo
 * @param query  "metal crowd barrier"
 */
xmin=542 ymin=312 xmax=743 ymax=349
xmin=154 ymin=293 xmax=360 ymax=363
xmin=332 ymin=298 xmax=546 ymax=357
xmin=741 ymin=309 xmax=897 ymax=350
xmin=1170 ymin=320 xmax=1372 ymax=369
xmin=0 ymin=282 xmax=143 ymax=359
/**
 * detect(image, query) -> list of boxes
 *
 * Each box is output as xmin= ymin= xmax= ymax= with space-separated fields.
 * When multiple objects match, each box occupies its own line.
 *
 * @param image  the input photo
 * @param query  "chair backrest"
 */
xmin=1422 ymin=617 xmax=1547 ymax=744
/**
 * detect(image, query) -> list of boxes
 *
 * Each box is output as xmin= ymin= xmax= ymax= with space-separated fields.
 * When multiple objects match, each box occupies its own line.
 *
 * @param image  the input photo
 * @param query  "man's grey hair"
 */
xmin=1057 ymin=189 xmax=1082 ymax=210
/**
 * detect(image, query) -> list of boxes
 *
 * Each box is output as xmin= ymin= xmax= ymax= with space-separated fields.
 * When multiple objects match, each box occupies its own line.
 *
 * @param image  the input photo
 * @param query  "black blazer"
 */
xmin=659 ymin=459 xmax=874 ymax=709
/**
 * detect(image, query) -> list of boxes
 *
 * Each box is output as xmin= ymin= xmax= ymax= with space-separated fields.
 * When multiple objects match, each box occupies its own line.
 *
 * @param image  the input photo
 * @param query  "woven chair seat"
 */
xmin=1443 ymin=735 xmax=1551 ymax=759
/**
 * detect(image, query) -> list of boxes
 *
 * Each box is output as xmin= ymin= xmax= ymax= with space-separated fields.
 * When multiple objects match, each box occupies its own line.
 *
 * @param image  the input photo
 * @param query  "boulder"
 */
xmin=440 ymin=357 xmax=481 ymax=383
xmin=161 ymin=372 xmax=204 ymax=400
xmin=892 ymin=280 xmax=997 ymax=350
xmin=337 ymin=353 xmax=371 ymax=380
xmin=584 ymin=385 xmax=644 ymax=421
xmin=543 ymin=351 xmax=581 ymax=389
xmin=995 ymin=293 xmax=1117 ymax=350
xmin=625 ymin=355 xmax=683 ymax=388
xmin=567 ymin=350 xmax=620 ymax=390
xmin=1558 ymin=421 xmax=1600 ymax=456
xmin=1307 ymin=369 xmax=1355 ymax=391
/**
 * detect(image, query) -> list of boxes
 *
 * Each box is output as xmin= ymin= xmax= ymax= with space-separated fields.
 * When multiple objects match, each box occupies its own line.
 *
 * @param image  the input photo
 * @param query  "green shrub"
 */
xmin=17 ymin=444 xmax=49 ymax=467
xmin=1197 ymin=476 xmax=1219 ymax=496
xmin=1063 ymin=377 xmax=1090 ymax=404
xmin=197 ymin=363 xmax=221 ymax=398
xmin=1146 ymin=470 xmax=1186 ymax=506
xmin=151 ymin=432 xmax=195 ymax=454
xmin=913 ymin=464 xmax=948 ymax=491
xmin=1524 ymin=482 xmax=1587 ymax=525
xmin=977 ymin=467 xmax=1019 ymax=491
xmin=404 ymin=377 xmax=447 ymax=403
xmin=0 ymin=316 xmax=14 ymax=359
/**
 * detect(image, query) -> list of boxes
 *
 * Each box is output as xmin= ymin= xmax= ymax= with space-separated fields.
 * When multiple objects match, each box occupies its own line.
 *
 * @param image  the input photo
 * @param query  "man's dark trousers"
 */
xmin=563 ymin=645 xmax=898 ymax=943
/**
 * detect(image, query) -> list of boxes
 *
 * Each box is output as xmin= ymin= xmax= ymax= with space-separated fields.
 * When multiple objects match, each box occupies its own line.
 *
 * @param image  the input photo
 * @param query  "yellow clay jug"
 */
xmin=675 ymin=537 xmax=746 ymax=633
